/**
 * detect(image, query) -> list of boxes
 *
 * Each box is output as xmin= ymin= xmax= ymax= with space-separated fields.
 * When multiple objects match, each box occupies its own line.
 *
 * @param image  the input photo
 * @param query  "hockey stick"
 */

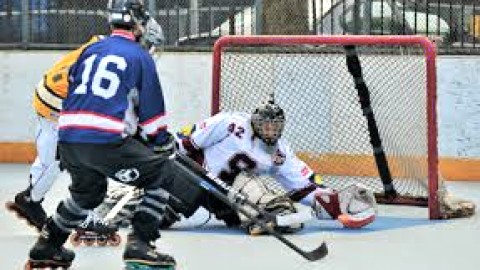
xmin=103 ymin=186 xmax=137 ymax=222
xmin=170 ymin=153 xmax=328 ymax=262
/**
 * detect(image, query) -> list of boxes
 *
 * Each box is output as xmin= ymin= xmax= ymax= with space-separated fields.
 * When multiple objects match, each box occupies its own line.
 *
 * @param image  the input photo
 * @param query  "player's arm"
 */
xmin=176 ymin=113 xmax=235 ymax=155
xmin=136 ymin=53 xmax=173 ymax=151
xmin=275 ymin=143 xmax=377 ymax=229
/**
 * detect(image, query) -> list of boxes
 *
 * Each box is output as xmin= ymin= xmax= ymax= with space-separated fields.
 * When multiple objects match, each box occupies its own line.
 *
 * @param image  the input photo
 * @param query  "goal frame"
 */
xmin=211 ymin=35 xmax=439 ymax=219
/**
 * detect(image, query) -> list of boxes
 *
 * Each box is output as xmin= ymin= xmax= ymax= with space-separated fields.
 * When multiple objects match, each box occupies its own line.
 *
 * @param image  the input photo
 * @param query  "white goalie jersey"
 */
xmin=178 ymin=112 xmax=315 ymax=197
xmin=178 ymin=112 xmax=377 ymax=229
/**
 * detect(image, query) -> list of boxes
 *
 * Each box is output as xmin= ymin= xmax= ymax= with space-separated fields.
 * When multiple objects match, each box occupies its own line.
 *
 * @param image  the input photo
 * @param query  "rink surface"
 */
xmin=1 ymin=164 xmax=479 ymax=270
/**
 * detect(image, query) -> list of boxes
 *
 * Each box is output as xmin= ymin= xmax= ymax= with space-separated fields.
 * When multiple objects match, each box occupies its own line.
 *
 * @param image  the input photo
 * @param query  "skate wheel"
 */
xmin=70 ymin=233 xmax=82 ymax=247
xmin=109 ymin=234 xmax=121 ymax=246
xmin=97 ymin=238 xmax=108 ymax=246
xmin=84 ymin=238 xmax=95 ymax=246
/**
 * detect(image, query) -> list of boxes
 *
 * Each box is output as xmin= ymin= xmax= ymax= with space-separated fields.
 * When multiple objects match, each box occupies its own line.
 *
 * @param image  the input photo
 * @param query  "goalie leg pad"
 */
xmin=232 ymin=174 xmax=303 ymax=234
xmin=440 ymin=192 xmax=476 ymax=219
xmin=146 ymin=160 xmax=208 ymax=218
xmin=247 ymin=196 xmax=304 ymax=235
xmin=202 ymin=195 xmax=241 ymax=227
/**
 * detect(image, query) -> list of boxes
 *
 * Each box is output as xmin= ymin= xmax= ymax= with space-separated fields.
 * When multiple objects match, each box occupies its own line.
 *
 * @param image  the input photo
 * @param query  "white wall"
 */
xmin=0 ymin=51 xmax=479 ymax=158
xmin=0 ymin=51 xmax=212 ymax=141
xmin=437 ymin=56 xmax=480 ymax=157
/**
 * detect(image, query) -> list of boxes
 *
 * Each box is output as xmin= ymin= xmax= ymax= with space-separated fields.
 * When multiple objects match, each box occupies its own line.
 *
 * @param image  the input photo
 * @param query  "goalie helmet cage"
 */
xmin=211 ymin=35 xmax=441 ymax=219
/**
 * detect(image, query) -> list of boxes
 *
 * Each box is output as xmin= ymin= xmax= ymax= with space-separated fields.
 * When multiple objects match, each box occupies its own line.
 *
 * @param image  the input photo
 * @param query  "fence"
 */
xmin=0 ymin=0 xmax=479 ymax=53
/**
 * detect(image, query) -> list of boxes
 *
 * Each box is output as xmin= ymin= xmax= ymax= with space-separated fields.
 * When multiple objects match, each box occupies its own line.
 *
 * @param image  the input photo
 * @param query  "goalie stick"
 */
xmin=99 ymin=182 xmax=315 ymax=227
xmin=170 ymin=153 xmax=328 ymax=262
xmin=103 ymin=186 xmax=136 ymax=222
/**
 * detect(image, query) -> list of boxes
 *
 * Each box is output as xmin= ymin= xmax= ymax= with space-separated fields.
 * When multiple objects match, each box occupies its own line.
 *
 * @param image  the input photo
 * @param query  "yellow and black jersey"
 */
xmin=33 ymin=35 xmax=103 ymax=120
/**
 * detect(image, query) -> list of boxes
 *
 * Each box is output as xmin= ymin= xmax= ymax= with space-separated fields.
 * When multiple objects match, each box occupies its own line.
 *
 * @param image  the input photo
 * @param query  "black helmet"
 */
xmin=107 ymin=0 xmax=149 ymax=29
xmin=251 ymin=94 xmax=285 ymax=146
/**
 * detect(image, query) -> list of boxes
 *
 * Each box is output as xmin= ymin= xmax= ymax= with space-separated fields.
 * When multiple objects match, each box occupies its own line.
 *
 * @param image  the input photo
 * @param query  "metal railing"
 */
xmin=0 ymin=0 xmax=479 ymax=54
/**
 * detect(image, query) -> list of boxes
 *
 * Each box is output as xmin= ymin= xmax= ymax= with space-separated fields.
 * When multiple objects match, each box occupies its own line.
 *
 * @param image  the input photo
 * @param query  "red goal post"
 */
xmin=211 ymin=35 xmax=440 ymax=219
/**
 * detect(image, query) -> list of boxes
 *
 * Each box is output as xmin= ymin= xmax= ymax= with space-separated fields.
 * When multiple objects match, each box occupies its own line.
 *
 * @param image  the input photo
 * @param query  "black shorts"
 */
xmin=58 ymin=137 xmax=172 ymax=208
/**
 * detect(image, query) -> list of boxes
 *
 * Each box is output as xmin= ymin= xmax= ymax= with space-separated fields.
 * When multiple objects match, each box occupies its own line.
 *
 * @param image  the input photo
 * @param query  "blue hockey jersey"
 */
xmin=58 ymin=30 xmax=169 ymax=145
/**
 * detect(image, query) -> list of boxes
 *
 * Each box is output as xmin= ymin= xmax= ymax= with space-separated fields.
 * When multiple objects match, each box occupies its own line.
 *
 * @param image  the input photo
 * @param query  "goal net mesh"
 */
xmin=213 ymin=36 xmax=443 ymax=218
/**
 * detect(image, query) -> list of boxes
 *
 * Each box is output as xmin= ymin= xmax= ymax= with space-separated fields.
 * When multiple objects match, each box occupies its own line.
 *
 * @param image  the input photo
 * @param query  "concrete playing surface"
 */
xmin=1 ymin=164 xmax=479 ymax=270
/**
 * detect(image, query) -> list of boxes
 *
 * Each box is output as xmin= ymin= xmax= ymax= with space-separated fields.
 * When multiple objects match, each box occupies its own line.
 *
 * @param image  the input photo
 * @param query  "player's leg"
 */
xmin=99 ymin=138 xmax=214 ymax=269
xmin=95 ymin=183 xmax=145 ymax=228
xmin=6 ymin=116 xmax=59 ymax=230
xmin=29 ymin=117 xmax=61 ymax=202
xmin=67 ymin=138 xmax=179 ymax=268
xmin=27 ymin=145 xmax=106 ymax=269
xmin=108 ymin=140 xmax=180 ymax=269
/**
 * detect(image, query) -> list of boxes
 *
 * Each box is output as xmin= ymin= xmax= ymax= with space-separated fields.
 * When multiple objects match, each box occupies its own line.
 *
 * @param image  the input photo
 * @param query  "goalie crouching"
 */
xmin=101 ymin=97 xmax=377 ymax=233
xmin=173 ymin=96 xmax=377 ymax=233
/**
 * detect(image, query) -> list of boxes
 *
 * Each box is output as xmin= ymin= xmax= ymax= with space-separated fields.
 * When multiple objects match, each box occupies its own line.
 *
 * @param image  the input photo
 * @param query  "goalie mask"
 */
xmin=251 ymin=97 xmax=285 ymax=146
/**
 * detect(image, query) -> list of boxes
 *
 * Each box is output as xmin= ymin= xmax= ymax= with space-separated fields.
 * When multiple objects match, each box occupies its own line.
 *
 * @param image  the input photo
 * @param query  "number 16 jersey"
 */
xmin=59 ymin=30 xmax=169 ymax=145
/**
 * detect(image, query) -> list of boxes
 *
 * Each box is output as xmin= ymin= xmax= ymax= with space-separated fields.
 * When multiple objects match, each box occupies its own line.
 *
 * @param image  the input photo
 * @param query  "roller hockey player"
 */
xmin=5 ymin=34 xmax=102 ymax=232
xmin=5 ymin=7 xmax=164 ymax=237
xmin=101 ymin=96 xmax=378 ymax=234
xmin=173 ymin=95 xmax=378 ymax=234
xmin=24 ymin=0 xmax=177 ymax=269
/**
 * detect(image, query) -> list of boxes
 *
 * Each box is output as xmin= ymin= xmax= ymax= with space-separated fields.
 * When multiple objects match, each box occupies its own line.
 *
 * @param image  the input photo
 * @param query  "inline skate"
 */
xmin=25 ymin=219 xmax=75 ymax=269
xmin=123 ymin=233 xmax=176 ymax=270
xmin=69 ymin=212 xmax=121 ymax=247
xmin=5 ymin=188 xmax=46 ymax=231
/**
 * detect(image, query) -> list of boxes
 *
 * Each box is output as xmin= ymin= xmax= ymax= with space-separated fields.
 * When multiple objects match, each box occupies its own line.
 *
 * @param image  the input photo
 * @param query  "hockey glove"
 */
xmin=152 ymin=132 xmax=176 ymax=156
xmin=314 ymin=183 xmax=377 ymax=229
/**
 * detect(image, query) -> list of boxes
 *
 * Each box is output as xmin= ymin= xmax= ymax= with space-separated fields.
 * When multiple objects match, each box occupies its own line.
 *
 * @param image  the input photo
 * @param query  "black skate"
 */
xmin=5 ymin=189 xmax=47 ymax=231
xmin=69 ymin=212 xmax=121 ymax=247
xmin=123 ymin=234 xmax=176 ymax=270
xmin=25 ymin=234 xmax=75 ymax=270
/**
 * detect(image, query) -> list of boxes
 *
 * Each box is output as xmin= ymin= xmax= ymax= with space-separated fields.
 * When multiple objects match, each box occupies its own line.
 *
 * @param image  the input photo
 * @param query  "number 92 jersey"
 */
xmin=59 ymin=32 xmax=168 ymax=145
xmin=180 ymin=112 xmax=314 ymax=191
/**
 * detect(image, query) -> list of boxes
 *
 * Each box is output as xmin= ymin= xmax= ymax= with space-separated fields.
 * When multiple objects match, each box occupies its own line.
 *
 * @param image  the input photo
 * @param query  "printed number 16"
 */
xmin=73 ymin=54 xmax=127 ymax=99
